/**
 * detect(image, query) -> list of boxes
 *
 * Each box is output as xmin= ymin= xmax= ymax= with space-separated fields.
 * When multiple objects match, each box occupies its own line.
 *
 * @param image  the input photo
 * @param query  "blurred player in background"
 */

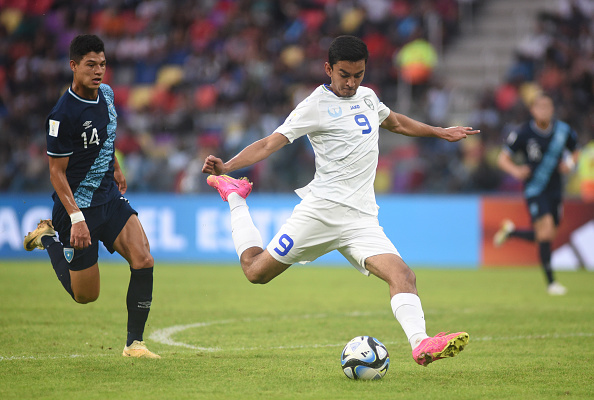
xmin=203 ymin=35 xmax=478 ymax=366
xmin=494 ymin=94 xmax=579 ymax=295
xmin=24 ymin=34 xmax=159 ymax=358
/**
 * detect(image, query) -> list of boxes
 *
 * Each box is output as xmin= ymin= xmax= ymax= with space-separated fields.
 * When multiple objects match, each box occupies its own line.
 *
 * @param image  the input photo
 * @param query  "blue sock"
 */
xmin=41 ymin=235 xmax=74 ymax=299
xmin=126 ymin=267 xmax=153 ymax=346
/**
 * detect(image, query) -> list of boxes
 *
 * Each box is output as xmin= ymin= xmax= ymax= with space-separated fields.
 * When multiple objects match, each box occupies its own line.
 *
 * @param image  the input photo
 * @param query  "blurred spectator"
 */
xmin=395 ymin=34 xmax=438 ymax=85
xmin=0 ymin=0 xmax=590 ymax=195
xmin=578 ymin=139 xmax=594 ymax=202
xmin=177 ymin=134 xmax=221 ymax=193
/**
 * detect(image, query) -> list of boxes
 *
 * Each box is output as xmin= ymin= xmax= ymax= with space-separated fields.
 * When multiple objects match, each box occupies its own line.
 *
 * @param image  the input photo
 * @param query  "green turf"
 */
xmin=1 ymin=261 xmax=593 ymax=399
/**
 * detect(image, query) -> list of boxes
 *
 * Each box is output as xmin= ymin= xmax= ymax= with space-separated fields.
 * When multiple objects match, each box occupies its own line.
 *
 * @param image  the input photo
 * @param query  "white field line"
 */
xmin=148 ymin=311 xmax=382 ymax=351
xmin=2 ymin=311 xmax=593 ymax=362
xmin=148 ymin=312 xmax=594 ymax=352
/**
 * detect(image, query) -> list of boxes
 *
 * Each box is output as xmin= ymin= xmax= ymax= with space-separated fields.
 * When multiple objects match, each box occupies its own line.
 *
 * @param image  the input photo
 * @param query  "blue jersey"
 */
xmin=504 ymin=119 xmax=578 ymax=198
xmin=46 ymin=83 xmax=120 ymax=208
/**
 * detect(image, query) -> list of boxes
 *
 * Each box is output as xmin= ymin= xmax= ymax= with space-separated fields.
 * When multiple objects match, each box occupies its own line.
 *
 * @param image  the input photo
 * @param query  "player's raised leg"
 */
xmin=113 ymin=214 xmax=160 ymax=359
xmin=207 ymin=174 xmax=291 ymax=283
xmin=24 ymin=219 xmax=77 ymax=300
xmin=365 ymin=253 xmax=469 ymax=366
xmin=493 ymin=219 xmax=536 ymax=247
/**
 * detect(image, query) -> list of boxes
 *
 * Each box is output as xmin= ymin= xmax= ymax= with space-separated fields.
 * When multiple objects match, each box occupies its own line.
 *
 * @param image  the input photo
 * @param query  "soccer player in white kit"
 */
xmin=202 ymin=35 xmax=479 ymax=366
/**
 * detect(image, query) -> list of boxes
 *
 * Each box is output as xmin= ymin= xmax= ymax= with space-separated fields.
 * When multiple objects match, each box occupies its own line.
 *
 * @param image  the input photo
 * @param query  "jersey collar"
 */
xmin=68 ymin=87 xmax=100 ymax=104
xmin=322 ymin=84 xmax=358 ymax=99
xmin=530 ymin=119 xmax=554 ymax=136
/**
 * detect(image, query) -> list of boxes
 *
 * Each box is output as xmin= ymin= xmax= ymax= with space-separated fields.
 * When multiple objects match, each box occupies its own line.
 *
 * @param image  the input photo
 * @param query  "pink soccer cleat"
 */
xmin=207 ymin=175 xmax=253 ymax=201
xmin=412 ymin=332 xmax=469 ymax=366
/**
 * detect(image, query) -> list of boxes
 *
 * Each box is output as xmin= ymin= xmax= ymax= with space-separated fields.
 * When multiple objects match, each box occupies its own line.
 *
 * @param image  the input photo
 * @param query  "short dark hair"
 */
xmin=69 ymin=34 xmax=105 ymax=63
xmin=328 ymin=35 xmax=368 ymax=67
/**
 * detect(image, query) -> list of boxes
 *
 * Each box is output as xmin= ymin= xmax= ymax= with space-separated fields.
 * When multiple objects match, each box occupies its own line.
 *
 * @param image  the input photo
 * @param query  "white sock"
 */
xmin=391 ymin=293 xmax=429 ymax=350
xmin=228 ymin=192 xmax=263 ymax=257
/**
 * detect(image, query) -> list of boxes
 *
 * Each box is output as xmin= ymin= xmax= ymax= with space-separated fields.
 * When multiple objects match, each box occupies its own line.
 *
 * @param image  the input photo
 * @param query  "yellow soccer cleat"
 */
xmin=24 ymin=219 xmax=56 ymax=251
xmin=493 ymin=219 xmax=515 ymax=248
xmin=122 ymin=340 xmax=161 ymax=359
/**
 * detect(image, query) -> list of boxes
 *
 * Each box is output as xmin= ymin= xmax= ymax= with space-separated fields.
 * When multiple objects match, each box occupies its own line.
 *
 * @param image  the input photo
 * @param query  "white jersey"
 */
xmin=275 ymin=84 xmax=391 ymax=216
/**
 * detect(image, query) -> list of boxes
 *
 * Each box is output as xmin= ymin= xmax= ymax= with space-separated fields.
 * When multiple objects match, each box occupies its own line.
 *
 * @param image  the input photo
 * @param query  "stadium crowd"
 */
xmin=0 ymin=0 xmax=592 ymax=195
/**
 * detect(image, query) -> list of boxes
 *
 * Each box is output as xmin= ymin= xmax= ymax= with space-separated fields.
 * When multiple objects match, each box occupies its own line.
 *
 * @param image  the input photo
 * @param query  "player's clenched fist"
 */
xmin=202 ymin=155 xmax=225 ymax=175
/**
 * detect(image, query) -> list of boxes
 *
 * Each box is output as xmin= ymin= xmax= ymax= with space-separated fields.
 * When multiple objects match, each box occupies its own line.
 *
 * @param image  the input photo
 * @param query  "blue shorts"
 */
xmin=52 ymin=195 xmax=137 ymax=271
xmin=526 ymin=193 xmax=562 ymax=226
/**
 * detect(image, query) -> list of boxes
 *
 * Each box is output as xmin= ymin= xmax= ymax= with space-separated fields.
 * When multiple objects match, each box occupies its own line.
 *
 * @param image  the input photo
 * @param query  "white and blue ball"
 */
xmin=341 ymin=336 xmax=390 ymax=380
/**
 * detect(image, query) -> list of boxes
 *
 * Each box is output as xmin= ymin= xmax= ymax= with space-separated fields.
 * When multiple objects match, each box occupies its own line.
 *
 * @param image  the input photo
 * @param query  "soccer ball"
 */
xmin=340 ymin=336 xmax=390 ymax=380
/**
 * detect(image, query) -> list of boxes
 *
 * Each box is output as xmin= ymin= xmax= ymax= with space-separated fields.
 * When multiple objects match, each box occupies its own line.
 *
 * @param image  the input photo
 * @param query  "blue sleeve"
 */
xmin=567 ymin=127 xmax=578 ymax=152
xmin=504 ymin=128 xmax=524 ymax=154
xmin=46 ymin=111 xmax=74 ymax=157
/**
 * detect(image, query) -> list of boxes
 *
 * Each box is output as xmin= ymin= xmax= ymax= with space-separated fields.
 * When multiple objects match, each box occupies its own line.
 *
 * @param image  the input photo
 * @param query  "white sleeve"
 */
xmin=274 ymin=97 xmax=319 ymax=143
xmin=377 ymin=99 xmax=390 ymax=124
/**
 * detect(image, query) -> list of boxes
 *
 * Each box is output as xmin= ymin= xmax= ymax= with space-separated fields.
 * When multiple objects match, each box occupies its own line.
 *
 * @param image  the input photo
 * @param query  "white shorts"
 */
xmin=266 ymin=194 xmax=400 ymax=275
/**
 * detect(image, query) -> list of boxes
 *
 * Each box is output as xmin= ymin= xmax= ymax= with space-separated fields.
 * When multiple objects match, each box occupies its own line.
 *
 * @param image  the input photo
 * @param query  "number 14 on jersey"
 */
xmin=81 ymin=128 xmax=100 ymax=148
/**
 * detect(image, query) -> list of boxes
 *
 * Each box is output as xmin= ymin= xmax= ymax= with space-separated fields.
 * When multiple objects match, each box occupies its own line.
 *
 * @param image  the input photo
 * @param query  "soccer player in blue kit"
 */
xmin=24 ymin=34 xmax=159 ymax=358
xmin=202 ymin=35 xmax=479 ymax=366
xmin=494 ymin=94 xmax=579 ymax=295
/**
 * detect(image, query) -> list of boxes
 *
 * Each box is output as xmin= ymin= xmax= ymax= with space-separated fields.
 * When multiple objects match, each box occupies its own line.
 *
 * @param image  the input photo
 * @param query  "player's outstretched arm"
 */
xmin=380 ymin=111 xmax=479 ymax=142
xmin=202 ymin=132 xmax=289 ymax=176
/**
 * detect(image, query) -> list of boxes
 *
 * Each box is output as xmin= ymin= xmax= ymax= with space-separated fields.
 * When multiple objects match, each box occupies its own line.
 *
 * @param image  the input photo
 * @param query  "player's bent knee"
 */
xmin=131 ymin=254 xmax=154 ymax=270
xmin=390 ymin=257 xmax=416 ymax=282
xmin=74 ymin=293 xmax=99 ymax=304
xmin=241 ymin=262 xmax=275 ymax=284
xmin=404 ymin=266 xmax=417 ymax=285
xmin=243 ymin=268 xmax=272 ymax=284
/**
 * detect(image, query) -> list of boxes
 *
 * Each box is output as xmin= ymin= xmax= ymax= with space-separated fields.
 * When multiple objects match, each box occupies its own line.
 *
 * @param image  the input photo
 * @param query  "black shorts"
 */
xmin=525 ymin=193 xmax=563 ymax=226
xmin=52 ymin=195 xmax=138 ymax=271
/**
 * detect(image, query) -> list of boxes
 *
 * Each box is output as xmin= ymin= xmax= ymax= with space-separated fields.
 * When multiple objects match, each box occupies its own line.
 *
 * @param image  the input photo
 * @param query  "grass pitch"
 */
xmin=1 ymin=261 xmax=593 ymax=399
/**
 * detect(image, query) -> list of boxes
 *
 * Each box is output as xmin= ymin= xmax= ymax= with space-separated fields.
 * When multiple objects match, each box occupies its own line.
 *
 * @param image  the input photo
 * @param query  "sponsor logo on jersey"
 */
xmin=364 ymin=98 xmax=374 ymax=110
xmin=350 ymin=105 xmax=360 ymax=110
xmin=328 ymin=105 xmax=342 ymax=118
xmin=527 ymin=139 xmax=542 ymax=162
xmin=49 ymin=119 xmax=60 ymax=137
xmin=83 ymin=120 xmax=93 ymax=129
xmin=64 ymin=248 xmax=74 ymax=263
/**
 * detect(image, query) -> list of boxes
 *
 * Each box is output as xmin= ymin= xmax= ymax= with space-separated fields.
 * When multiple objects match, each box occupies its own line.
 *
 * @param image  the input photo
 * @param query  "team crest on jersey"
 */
xmin=328 ymin=105 xmax=342 ymax=118
xmin=64 ymin=248 xmax=74 ymax=263
xmin=49 ymin=119 xmax=60 ymax=137
xmin=364 ymin=98 xmax=374 ymax=110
